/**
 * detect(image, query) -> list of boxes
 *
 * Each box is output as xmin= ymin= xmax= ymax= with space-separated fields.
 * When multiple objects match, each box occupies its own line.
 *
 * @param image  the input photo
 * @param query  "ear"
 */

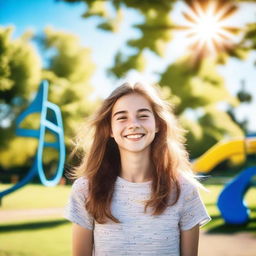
xmin=110 ymin=130 xmax=114 ymax=137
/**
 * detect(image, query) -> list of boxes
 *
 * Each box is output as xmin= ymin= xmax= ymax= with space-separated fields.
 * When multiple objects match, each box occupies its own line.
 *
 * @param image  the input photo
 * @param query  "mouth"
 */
xmin=124 ymin=133 xmax=145 ymax=139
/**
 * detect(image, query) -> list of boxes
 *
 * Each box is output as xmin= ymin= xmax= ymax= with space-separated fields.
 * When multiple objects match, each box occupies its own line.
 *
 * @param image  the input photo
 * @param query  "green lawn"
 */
xmin=0 ymin=184 xmax=72 ymax=256
xmin=0 ymin=182 xmax=255 ymax=255
xmin=0 ymin=219 xmax=72 ymax=256
xmin=0 ymin=184 xmax=71 ymax=209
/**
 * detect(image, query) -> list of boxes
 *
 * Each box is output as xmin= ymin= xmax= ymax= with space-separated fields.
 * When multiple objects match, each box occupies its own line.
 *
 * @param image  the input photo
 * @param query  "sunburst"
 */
xmin=176 ymin=0 xmax=240 ymax=60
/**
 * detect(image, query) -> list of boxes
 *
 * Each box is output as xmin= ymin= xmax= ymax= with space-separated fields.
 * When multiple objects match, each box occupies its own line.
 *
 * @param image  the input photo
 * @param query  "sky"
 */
xmin=0 ymin=0 xmax=256 ymax=132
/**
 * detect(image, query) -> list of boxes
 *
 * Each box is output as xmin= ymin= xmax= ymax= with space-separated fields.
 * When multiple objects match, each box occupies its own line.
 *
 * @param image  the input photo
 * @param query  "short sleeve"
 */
xmin=179 ymin=179 xmax=211 ymax=231
xmin=63 ymin=177 xmax=94 ymax=230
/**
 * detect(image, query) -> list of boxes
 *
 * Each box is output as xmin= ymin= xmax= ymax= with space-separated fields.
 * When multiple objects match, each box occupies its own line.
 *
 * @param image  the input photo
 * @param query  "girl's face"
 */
xmin=111 ymin=93 xmax=158 ymax=155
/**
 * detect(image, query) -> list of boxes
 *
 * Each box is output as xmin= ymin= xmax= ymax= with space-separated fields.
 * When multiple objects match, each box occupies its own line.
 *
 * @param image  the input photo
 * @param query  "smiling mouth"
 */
xmin=124 ymin=134 xmax=145 ymax=139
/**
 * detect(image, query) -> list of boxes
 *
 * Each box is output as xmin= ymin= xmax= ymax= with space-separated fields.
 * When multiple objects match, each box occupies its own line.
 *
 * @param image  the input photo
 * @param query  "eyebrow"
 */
xmin=112 ymin=108 xmax=152 ymax=117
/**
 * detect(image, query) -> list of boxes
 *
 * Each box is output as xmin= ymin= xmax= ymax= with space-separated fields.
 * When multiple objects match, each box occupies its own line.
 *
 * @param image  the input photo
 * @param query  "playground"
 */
xmin=192 ymin=135 xmax=256 ymax=225
xmin=0 ymin=180 xmax=256 ymax=256
xmin=0 ymin=82 xmax=256 ymax=256
xmin=0 ymin=80 xmax=256 ymax=255
xmin=1 ymin=1 xmax=256 ymax=255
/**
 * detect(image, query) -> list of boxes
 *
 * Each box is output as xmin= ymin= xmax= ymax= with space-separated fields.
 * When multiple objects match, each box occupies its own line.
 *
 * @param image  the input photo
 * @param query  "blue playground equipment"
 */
xmin=217 ymin=166 xmax=256 ymax=225
xmin=217 ymin=134 xmax=256 ymax=225
xmin=0 ymin=80 xmax=65 ymax=201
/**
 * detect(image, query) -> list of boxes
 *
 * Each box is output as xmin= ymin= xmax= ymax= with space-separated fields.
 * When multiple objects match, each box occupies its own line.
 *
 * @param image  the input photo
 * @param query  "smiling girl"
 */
xmin=64 ymin=82 xmax=211 ymax=256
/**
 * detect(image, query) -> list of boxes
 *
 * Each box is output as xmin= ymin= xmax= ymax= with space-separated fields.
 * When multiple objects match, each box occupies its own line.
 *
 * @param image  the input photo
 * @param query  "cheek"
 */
xmin=144 ymin=119 xmax=157 ymax=131
xmin=111 ymin=122 xmax=124 ymax=136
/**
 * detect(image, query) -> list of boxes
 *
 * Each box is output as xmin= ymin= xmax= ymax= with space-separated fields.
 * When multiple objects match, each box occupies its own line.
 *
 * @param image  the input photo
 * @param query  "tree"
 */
xmin=61 ymin=0 xmax=256 ymax=157
xmin=0 ymin=26 xmax=97 ymax=170
xmin=159 ymin=57 xmax=243 ymax=158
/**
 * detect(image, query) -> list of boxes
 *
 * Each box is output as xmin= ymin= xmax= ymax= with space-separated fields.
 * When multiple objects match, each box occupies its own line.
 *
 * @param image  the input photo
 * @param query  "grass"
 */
xmin=0 ymin=184 xmax=71 ymax=209
xmin=0 ymin=182 xmax=256 ymax=255
xmin=0 ymin=184 xmax=72 ymax=256
xmin=0 ymin=219 xmax=72 ymax=256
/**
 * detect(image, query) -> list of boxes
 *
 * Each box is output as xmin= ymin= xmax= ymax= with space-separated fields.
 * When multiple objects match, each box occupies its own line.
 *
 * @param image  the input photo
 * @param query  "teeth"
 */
xmin=126 ymin=134 xmax=144 ymax=139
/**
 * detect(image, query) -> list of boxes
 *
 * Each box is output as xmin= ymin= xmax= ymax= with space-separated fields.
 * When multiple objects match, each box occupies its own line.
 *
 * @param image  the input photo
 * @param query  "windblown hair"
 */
xmin=71 ymin=82 xmax=197 ymax=224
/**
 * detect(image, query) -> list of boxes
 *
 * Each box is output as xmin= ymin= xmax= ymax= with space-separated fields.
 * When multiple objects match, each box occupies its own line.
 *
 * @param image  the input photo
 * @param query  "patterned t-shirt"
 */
xmin=64 ymin=176 xmax=211 ymax=256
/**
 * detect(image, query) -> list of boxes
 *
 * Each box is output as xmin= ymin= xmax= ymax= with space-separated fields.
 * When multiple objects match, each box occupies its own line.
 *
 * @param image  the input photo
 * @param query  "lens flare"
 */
xmin=176 ymin=0 xmax=240 ymax=61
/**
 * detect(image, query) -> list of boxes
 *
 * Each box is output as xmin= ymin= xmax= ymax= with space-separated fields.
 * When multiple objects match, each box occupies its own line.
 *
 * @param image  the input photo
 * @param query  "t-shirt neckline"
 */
xmin=117 ymin=176 xmax=152 ymax=186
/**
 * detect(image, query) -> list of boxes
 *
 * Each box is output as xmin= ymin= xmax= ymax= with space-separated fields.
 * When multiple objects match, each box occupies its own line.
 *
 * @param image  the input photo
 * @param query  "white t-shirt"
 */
xmin=64 ymin=176 xmax=211 ymax=256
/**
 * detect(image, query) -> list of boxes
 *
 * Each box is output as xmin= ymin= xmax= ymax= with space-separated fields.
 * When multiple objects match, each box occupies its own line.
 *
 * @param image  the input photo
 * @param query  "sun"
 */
xmin=176 ymin=0 xmax=240 ymax=60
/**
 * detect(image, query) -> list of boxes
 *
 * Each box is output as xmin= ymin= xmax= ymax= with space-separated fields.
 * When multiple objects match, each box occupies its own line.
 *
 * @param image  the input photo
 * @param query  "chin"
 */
xmin=122 ymin=146 xmax=150 ymax=154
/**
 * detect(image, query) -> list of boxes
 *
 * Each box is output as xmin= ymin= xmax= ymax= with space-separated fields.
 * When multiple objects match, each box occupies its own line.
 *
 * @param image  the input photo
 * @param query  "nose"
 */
xmin=127 ymin=117 xmax=140 ymax=130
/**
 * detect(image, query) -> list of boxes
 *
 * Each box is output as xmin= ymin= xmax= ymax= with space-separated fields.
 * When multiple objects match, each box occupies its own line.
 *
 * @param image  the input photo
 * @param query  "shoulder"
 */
xmin=64 ymin=176 xmax=94 ymax=229
xmin=178 ymin=174 xmax=200 ymax=201
xmin=178 ymin=175 xmax=198 ymax=189
xmin=177 ymin=174 xmax=211 ymax=230
xmin=71 ymin=176 xmax=89 ymax=196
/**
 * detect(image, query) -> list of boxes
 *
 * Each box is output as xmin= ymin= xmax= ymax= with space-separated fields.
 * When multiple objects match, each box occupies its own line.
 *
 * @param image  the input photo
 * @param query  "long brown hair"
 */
xmin=71 ymin=82 xmax=196 ymax=224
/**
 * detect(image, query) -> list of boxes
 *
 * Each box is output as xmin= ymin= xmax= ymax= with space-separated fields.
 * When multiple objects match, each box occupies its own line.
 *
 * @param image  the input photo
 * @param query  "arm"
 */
xmin=180 ymin=224 xmax=199 ymax=256
xmin=72 ymin=223 xmax=93 ymax=256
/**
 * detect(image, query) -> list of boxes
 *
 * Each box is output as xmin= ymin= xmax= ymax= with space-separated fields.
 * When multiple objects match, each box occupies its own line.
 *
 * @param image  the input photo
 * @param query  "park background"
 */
xmin=0 ymin=0 xmax=256 ymax=255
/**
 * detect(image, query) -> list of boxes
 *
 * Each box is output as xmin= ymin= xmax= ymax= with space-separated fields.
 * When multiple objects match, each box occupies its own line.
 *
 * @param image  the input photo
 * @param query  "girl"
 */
xmin=64 ymin=82 xmax=211 ymax=256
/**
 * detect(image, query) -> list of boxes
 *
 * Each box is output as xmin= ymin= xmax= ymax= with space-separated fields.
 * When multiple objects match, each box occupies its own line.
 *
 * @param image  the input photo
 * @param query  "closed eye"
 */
xmin=117 ymin=116 xmax=127 ymax=120
xmin=116 ymin=115 xmax=148 ymax=120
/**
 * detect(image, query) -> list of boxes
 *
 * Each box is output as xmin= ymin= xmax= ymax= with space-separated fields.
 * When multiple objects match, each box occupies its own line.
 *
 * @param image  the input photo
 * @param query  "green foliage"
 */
xmin=216 ymin=21 xmax=256 ymax=64
xmin=0 ymin=27 xmax=97 ymax=169
xmin=41 ymin=27 xmax=98 ymax=148
xmin=128 ymin=10 xmax=174 ymax=56
xmin=243 ymin=22 xmax=256 ymax=49
xmin=108 ymin=51 xmax=146 ymax=77
xmin=97 ymin=9 xmax=124 ymax=32
xmin=63 ymin=0 xmax=176 ymax=78
xmin=159 ymin=57 xmax=243 ymax=157
xmin=0 ymin=27 xmax=42 ymax=168
xmin=82 ymin=0 xmax=109 ymax=18
xmin=160 ymin=57 xmax=238 ymax=114
xmin=181 ymin=108 xmax=244 ymax=158
xmin=108 ymin=10 xmax=175 ymax=78
xmin=61 ymin=0 xmax=255 ymax=158
xmin=2 ymin=0 xmax=256 ymax=168
xmin=112 ymin=7 xmax=175 ymax=78
xmin=0 ymin=27 xmax=41 ymax=102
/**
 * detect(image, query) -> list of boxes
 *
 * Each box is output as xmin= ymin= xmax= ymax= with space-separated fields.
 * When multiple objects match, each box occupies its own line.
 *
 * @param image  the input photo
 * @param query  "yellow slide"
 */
xmin=192 ymin=137 xmax=256 ymax=173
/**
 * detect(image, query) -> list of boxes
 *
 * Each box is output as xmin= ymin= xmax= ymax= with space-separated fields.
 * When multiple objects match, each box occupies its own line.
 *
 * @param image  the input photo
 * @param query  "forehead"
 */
xmin=112 ymin=93 xmax=152 ymax=114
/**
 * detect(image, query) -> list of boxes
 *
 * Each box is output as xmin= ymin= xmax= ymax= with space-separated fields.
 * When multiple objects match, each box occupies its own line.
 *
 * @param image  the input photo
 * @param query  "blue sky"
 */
xmin=1 ymin=0 xmax=256 ymax=132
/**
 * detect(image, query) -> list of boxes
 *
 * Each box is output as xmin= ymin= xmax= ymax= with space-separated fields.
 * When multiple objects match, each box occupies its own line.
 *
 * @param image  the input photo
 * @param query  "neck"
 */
xmin=119 ymin=149 xmax=153 ymax=183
